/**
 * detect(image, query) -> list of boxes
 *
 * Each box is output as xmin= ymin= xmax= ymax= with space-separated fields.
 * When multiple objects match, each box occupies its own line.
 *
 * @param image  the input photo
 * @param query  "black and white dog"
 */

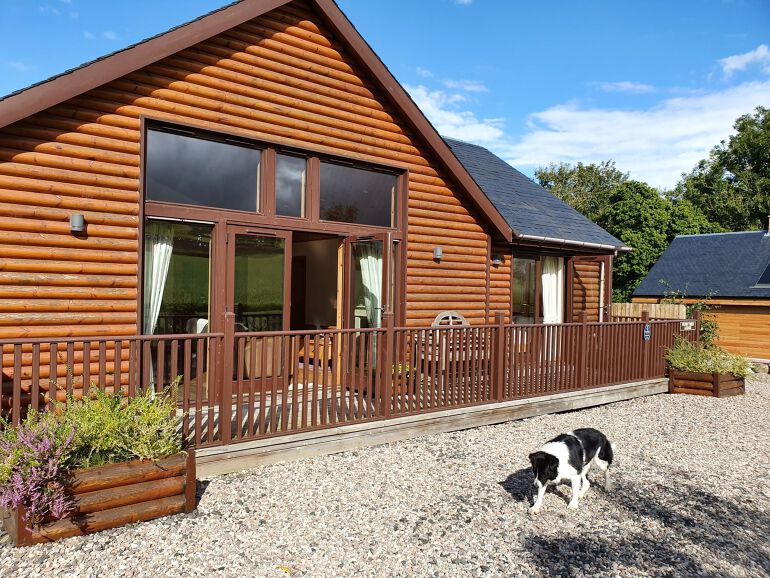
xmin=528 ymin=428 xmax=614 ymax=514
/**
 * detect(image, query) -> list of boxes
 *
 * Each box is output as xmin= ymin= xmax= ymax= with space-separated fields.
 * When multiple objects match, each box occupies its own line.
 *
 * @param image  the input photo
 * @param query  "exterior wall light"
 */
xmin=433 ymin=246 xmax=443 ymax=261
xmin=70 ymin=214 xmax=86 ymax=235
xmin=491 ymin=254 xmax=503 ymax=266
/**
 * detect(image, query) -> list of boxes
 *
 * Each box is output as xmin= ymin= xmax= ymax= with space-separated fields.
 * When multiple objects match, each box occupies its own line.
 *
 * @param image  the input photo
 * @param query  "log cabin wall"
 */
xmin=0 ymin=0 xmax=493 ymax=339
xmin=570 ymin=258 xmax=603 ymax=322
xmin=488 ymin=245 xmax=512 ymax=323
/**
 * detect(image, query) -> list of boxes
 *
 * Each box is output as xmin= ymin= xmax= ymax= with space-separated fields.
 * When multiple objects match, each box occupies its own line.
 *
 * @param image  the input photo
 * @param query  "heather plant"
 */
xmin=666 ymin=337 xmax=750 ymax=378
xmin=0 ymin=385 xmax=183 ymax=529
xmin=0 ymin=413 xmax=75 ymax=526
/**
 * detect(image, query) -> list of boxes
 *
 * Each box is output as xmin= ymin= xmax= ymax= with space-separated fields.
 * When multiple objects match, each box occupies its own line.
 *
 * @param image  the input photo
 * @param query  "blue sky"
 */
xmin=1 ymin=0 xmax=769 ymax=189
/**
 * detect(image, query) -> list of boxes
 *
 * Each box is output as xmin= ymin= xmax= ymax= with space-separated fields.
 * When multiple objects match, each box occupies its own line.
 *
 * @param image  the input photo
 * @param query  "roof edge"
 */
xmin=0 ymin=0 xmax=287 ymax=128
xmin=0 ymin=0 xmax=513 ymax=242
xmin=514 ymin=232 xmax=630 ymax=253
xmin=314 ymin=0 xmax=512 ymax=241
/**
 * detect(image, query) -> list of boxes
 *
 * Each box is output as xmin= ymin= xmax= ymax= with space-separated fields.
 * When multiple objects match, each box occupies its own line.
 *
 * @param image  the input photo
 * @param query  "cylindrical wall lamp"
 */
xmin=491 ymin=254 xmax=503 ymax=266
xmin=433 ymin=246 xmax=443 ymax=262
xmin=70 ymin=214 xmax=86 ymax=235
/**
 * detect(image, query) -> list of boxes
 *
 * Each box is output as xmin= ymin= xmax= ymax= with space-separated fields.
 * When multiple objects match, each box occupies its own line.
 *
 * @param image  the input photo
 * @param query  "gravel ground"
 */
xmin=2 ymin=375 xmax=769 ymax=578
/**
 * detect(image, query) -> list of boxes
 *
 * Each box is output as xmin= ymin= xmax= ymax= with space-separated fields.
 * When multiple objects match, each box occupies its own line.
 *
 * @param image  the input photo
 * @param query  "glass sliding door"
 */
xmin=512 ymin=258 xmax=537 ymax=324
xmin=228 ymin=227 xmax=291 ymax=333
xmin=345 ymin=235 xmax=389 ymax=329
xmin=226 ymin=226 xmax=291 ymax=385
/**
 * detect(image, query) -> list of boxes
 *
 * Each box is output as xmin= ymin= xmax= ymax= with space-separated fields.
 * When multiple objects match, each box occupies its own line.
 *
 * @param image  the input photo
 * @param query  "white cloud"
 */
xmin=597 ymin=81 xmax=655 ymax=94
xmin=453 ymin=0 xmax=473 ymax=4
xmin=102 ymin=31 xmax=117 ymax=41
xmin=408 ymin=77 xmax=770 ymax=190
xmin=416 ymin=66 xmax=434 ymax=78
xmin=83 ymin=30 xmax=95 ymax=40
xmin=406 ymin=84 xmax=504 ymax=143
xmin=442 ymin=79 xmax=488 ymax=93
xmin=504 ymin=81 xmax=770 ymax=189
xmin=719 ymin=44 xmax=770 ymax=78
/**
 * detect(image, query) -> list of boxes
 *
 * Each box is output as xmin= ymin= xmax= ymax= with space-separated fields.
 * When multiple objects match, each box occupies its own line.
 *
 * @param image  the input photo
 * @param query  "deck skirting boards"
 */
xmin=196 ymin=379 xmax=667 ymax=477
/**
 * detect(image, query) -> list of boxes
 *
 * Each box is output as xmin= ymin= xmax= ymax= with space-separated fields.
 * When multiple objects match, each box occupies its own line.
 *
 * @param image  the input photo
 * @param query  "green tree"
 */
xmin=597 ymin=181 xmax=671 ymax=301
xmin=535 ymin=160 xmax=627 ymax=222
xmin=676 ymin=106 xmax=770 ymax=231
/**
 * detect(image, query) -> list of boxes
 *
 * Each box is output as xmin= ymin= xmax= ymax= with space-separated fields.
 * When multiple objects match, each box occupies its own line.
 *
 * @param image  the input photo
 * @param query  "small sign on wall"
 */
xmin=680 ymin=321 xmax=696 ymax=331
xmin=643 ymin=324 xmax=651 ymax=341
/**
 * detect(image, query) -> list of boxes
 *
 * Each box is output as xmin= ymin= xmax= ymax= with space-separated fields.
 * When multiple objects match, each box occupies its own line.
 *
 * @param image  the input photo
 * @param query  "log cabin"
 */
xmin=633 ymin=229 xmax=770 ymax=360
xmin=0 ymin=0 xmax=654 ymax=460
xmin=0 ymin=0 xmax=626 ymax=344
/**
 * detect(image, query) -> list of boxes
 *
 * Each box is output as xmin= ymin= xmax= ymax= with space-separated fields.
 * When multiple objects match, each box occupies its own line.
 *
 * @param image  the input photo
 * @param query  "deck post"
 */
xmin=221 ymin=312 xmax=235 ymax=445
xmin=641 ymin=311 xmax=651 ymax=377
xmin=381 ymin=312 xmax=394 ymax=419
xmin=692 ymin=309 xmax=701 ymax=344
xmin=493 ymin=311 xmax=505 ymax=401
xmin=578 ymin=311 xmax=588 ymax=388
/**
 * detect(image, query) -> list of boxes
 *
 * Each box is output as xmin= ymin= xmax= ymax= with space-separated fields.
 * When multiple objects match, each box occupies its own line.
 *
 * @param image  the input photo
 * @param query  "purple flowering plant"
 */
xmin=0 ymin=412 xmax=76 ymax=527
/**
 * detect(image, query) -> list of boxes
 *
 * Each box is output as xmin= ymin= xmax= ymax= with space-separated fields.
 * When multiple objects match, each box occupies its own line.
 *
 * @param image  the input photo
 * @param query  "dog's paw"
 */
xmin=567 ymin=501 xmax=579 ymax=510
xmin=528 ymin=506 xmax=541 ymax=515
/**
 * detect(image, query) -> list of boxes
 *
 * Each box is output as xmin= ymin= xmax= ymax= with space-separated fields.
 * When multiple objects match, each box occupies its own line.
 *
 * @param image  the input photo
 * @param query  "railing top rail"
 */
xmin=0 ymin=333 xmax=225 ymax=346
xmin=233 ymin=326 xmax=386 ymax=338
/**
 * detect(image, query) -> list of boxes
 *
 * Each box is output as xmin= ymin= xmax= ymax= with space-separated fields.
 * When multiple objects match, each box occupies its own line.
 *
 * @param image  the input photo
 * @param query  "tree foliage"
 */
xmin=535 ymin=160 xmax=627 ymax=222
xmin=536 ymin=163 xmax=720 ymax=300
xmin=675 ymin=106 xmax=770 ymax=231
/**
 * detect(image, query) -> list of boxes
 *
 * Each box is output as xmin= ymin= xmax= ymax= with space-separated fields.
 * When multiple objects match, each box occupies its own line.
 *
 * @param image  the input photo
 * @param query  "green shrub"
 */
xmin=55 ymin=387 xmax=183 ymax=469
xmin=665 ymin=337 xmax=750 ymax=378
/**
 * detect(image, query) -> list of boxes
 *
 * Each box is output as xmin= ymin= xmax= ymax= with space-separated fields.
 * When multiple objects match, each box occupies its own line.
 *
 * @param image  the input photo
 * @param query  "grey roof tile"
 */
xmin=632 ymin=231 xmax=770 ymax=298
xmin=444 ymin=137 xmax=626 ymax=250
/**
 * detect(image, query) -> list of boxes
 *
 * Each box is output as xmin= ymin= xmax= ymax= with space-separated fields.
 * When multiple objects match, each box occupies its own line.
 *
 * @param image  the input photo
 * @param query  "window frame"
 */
xmin=142 ymin=118 xmax=406 ymax=236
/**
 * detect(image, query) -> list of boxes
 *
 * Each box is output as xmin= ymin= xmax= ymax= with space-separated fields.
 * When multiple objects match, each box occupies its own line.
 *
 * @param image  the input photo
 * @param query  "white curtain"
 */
xmin=541 ymin=256 xmax=564 ymax=324
xmin=357 ymin=241 xmax=383 ymax=329
xmin=143 ymin=222 xmax=175 ymax=335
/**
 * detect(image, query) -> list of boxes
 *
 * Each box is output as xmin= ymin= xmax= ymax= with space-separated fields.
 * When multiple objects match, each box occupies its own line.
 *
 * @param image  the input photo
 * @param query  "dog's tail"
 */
xmin=599 ymin=440 xmax=615 ymax=466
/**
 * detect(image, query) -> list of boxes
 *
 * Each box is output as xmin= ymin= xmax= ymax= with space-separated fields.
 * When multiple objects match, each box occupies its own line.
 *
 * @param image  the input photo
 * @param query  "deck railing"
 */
xmin=1 ymin=312 xmax=699 ymax=449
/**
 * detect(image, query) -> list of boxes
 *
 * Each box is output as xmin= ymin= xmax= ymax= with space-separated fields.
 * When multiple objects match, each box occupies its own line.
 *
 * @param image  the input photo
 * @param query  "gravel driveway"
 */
xmin=3 ymin=375 xmax=769 ymax=578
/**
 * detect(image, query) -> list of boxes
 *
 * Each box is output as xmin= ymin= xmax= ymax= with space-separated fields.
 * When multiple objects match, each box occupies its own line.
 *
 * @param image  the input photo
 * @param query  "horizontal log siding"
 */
xmin=706 ymin=305 xmax=770 ymax=360
xmin=571 ymin=261 xmax=601 ymax=322
xmin=0 ymin=0 xmax=490 ymax=339
xmin=488 ymin=245 xmax=512 ymax=323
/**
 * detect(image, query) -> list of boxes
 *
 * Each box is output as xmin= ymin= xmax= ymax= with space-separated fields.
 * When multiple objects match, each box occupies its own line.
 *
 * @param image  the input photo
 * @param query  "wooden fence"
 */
xmin=1 ymin=313 xmax=699 ymax=449
xmin=611 ymin=302 xmax=687 ymax=321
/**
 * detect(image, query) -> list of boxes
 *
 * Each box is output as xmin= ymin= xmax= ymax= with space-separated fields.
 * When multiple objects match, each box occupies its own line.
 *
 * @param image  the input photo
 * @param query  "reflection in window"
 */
xmin=512 ymin=258 xmax=536 ymax=324
xmin=275 ymin=154 xmax=306 ymax=218
xmin=319 ymin=162 xmax=396 ymax=227
xmin=145 ymin=129 xmax=261 ymax=212
xmin=143 ymin=220 xmax=212 ymax=335
xmin=233 ymin=235 xmax=285 ymax=332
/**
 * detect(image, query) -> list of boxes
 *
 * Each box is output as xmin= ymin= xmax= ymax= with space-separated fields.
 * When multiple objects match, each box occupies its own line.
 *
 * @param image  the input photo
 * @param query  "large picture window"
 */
xmin=145 ymin=129 xmax=261 ymax=212
xmin=319 ymin=161 xmax=396 ymax=228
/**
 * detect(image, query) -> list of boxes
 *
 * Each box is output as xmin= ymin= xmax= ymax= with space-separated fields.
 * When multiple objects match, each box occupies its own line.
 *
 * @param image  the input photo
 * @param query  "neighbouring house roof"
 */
xmin=0 ymin=0 xmax=514 ymax=241
xmin=444 ymin=138 xmax=628 ymax=252
xmin=632 ymin=231 xmax=770 ymax=299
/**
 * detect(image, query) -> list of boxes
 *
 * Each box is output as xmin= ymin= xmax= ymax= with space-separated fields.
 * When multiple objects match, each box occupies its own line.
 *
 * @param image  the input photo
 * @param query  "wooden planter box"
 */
xmin=2 ymin=449 xmax=196 ymax=547
xmin=669 ymin=370 xmax=745 ymax=398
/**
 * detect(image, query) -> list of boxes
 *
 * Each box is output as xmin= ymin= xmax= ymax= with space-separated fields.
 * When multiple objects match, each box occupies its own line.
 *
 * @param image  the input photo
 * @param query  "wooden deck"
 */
xmin=195 ymin=377 xmax=668 ymax=476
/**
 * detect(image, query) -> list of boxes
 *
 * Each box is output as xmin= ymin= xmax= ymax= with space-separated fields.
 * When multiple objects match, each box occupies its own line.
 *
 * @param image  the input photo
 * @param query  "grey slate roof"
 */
xmin=444 ymin=137 xmax=627 ymax=251
xmin=632 ymin=231 xmax=770 ymax=298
